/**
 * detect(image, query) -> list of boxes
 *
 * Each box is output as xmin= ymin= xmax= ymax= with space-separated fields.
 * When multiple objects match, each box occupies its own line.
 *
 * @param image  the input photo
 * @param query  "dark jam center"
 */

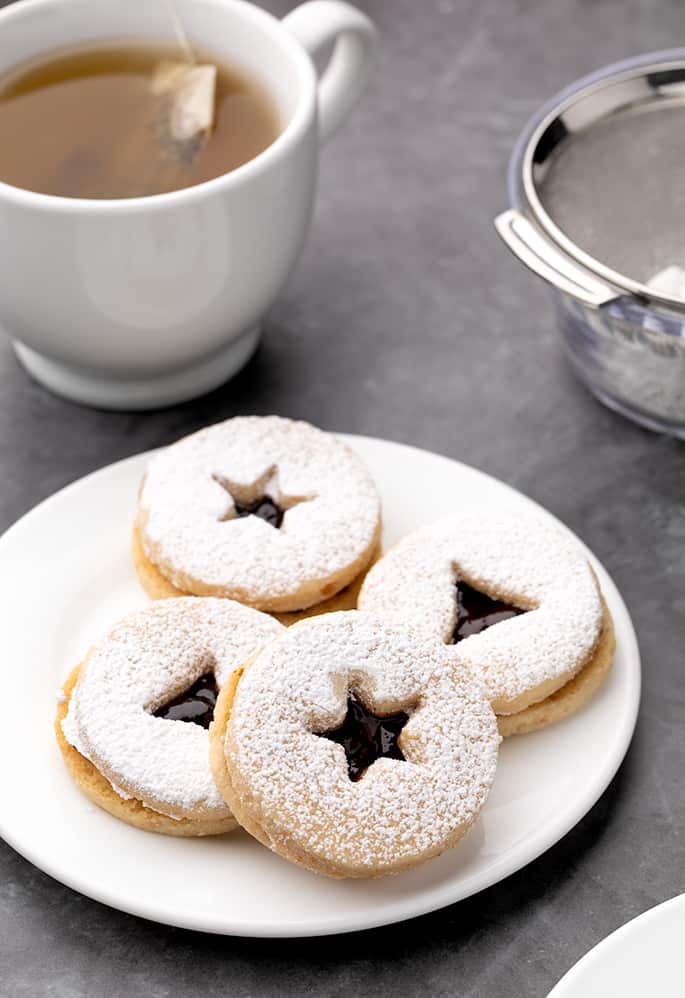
xmin=320 ymin=693 xmax=409 ymax=781
xmin=153 ymin=672 xmax=219 ymax=729
xmin=452 ymin=580 xmax=524 ymax=643
xmin=234 ymin=495 xmax=284 ymax=529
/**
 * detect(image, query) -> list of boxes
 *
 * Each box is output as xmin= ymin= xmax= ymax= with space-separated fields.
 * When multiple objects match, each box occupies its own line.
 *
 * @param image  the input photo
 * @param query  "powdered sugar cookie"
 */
xmin=134 ymin=416 xmax=381 ymax=614
xmin=358 ymin=513 xmax=614 ymax=735
xmin=209 ymin=612 xmax=500 ymax=878
xmin=57 ymin=598 xmax=283 ymax=836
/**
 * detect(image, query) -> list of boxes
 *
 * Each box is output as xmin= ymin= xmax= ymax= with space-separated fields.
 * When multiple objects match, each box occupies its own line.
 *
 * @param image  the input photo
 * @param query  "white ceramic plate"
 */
xmin=0 ymin=435 xmax=640 ymax=937
xmin=548 ymin=893 xmax=685 ymax=996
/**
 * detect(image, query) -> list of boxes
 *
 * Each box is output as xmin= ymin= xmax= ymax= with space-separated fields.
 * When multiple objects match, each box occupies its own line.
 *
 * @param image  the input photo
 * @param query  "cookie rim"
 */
xmin=56 ymin=664 xmax=238 ymax=838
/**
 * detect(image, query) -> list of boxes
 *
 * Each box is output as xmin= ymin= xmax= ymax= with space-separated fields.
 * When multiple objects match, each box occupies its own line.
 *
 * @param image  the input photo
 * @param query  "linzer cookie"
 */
xmin=56 ymin=598 xmax=283 ymax=836
xmin=209 ymin=612 xmax=500 ymax=878
xmin=133 ymin=416 xmax=381 ymax=616
xmin=358 ymin=512 xmax=615 ymax=736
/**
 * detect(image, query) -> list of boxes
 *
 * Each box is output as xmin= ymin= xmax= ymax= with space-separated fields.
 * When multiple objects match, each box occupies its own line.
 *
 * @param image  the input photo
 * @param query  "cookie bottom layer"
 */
xmin=498 ymin=602 xmax=615 ymax=737
xmin=56 ymin=665 xmax=237 ymax=837
xmin=132 ymin=525 xmax=379 ymax=625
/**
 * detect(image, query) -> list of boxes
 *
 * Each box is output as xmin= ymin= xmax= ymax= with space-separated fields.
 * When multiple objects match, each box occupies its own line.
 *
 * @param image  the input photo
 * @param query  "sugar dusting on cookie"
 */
xmin=358 ymin=512 xmax=605 ymax=714
xmin=62 ymin=598 xmax=283 ymax=820
xmin=137 ymin=417 xmax=381 ymax=607
xmin=225 ymin=612 xmax=500 ymax=875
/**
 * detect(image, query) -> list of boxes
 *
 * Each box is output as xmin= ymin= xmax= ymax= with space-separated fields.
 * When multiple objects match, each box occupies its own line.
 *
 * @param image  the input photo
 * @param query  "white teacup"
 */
xmin=0 ymin=0 xmax=376 ymax=408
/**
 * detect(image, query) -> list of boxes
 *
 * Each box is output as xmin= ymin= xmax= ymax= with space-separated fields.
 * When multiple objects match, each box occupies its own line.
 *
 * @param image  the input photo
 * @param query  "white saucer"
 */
xmin=0 ymin=434 xmax=640 ymax=937
xmin=549 ymin=894 xmax=685 ymax=996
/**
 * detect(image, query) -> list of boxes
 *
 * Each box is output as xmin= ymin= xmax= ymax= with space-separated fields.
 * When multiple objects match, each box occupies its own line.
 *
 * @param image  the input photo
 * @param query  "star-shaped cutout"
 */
xmin=212 ymin=465 xmax=313 ymax=529
xmin=452 ymin=580 xmax=525 ymax=644
xmin=318 ymin=693 xmax=410 ymax=781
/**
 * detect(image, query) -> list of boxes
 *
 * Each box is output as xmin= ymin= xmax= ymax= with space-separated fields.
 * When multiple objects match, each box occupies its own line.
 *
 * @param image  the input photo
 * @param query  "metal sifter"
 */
xmin=496 ymin=50 xmax=685 ymax=437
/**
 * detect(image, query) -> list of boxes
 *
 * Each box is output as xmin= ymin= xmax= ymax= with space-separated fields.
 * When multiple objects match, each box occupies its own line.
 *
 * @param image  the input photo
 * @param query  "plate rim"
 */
xmin=547 ymin=892 xmax=685 ymax=995
xmin=0 ymin=433 xmax=641 ymax=937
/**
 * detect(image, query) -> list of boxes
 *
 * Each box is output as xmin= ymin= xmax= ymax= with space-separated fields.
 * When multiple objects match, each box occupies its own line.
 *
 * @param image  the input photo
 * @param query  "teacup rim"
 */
xmin=0 ymin=0 xmax=317 ymax=213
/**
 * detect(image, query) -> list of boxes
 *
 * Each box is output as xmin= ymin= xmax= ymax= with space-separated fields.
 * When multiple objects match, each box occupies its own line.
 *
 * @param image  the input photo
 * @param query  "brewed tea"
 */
xmin=0 ymin=44 xmax=280 ymax=198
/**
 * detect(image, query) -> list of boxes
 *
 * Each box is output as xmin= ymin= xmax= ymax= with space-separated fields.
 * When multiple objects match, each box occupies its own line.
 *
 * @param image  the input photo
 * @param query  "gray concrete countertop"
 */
xmin=1 ymin=1 xmax=684 ymax=995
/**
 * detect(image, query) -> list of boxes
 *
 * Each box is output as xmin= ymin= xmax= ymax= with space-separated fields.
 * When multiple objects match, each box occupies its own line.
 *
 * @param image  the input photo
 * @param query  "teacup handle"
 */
xmin=282 ymin=1 xmax=377 ymax=142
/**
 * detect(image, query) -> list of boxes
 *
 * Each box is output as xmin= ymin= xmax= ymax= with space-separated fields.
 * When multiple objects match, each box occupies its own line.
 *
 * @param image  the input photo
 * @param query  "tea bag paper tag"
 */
xmin=151 ymin=62 xmax=217 ymax=142
xmin=647 ymin=265 xmax=685 ymax=300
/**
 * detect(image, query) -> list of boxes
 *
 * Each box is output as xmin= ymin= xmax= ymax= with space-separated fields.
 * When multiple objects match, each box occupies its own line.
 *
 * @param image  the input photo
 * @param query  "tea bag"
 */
xmin=151 ymin=61 xmax=217 ymax=145
xmin=93 ymin=57 xmax=216 ymax=198
xmin=66 ymin=2 xmax=218 ymax=196
xmin=149 ymin=0 xmax=216 ymax=162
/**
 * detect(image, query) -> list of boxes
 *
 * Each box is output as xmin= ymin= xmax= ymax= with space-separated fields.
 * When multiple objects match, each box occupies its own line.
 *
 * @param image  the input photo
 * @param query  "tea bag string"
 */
xmin=163 ymin=0 xmax=195 ymax=64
